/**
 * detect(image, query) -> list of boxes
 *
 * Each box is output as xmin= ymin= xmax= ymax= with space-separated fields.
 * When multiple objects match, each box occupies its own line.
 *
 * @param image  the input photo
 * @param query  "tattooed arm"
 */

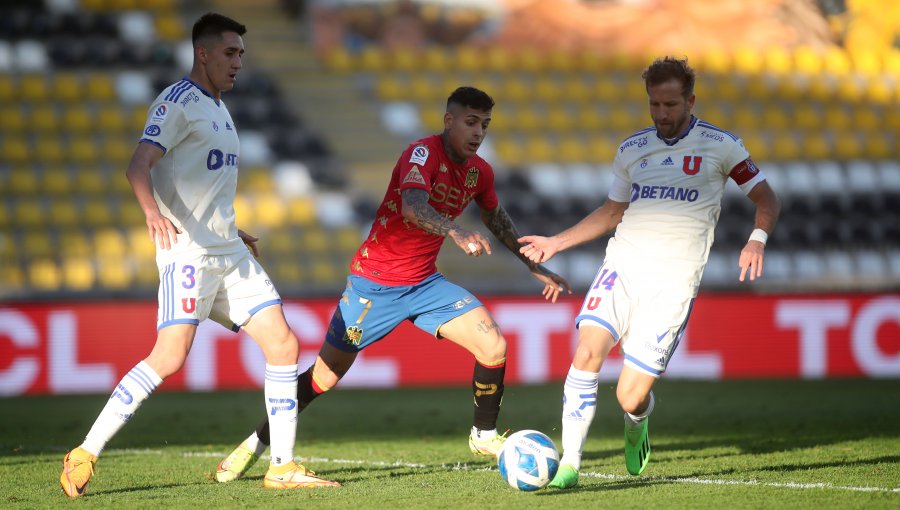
xmin=401 ymin=188 xmax=492 ymax=254
xmin=482 ymin=204 xmax=572 ymax=302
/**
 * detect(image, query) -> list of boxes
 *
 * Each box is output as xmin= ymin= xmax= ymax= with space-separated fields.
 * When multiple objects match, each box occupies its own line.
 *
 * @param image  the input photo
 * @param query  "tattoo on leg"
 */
xmin=477 ymin=320 xmax=499 ymax=334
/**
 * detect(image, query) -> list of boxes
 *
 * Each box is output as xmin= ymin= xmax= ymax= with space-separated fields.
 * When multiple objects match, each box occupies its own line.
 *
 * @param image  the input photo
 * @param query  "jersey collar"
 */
xmin=656 ymin=115 xmax=697 ymax=146
xmin=182 ymin=77 xmax=220 ymax=106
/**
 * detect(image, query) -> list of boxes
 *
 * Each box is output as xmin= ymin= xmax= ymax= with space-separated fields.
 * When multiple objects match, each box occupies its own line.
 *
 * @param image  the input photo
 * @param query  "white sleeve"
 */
xmin=139 ymin=101 xmax=188 ymax=153
xmin=608 ymin=175 xmax=631 ymax=202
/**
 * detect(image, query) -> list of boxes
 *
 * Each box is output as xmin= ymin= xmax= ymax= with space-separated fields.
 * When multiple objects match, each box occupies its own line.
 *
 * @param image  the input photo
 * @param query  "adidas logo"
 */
xmin=661 ymin=156 xmax=674 ymax=166
xmin=566 ymin=410 xmax=585 ymax=421
xmin=655 ymin=356 xmax=667 ymax=366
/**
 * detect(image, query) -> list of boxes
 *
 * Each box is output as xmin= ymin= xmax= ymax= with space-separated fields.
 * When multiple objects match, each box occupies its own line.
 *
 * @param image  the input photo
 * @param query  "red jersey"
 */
xmin=350 ymin=134 xmax=499 ymax=286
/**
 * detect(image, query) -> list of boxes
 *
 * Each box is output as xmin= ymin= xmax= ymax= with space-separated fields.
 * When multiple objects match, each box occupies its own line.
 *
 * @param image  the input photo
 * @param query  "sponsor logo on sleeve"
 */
xmin=409 ymin=145 xmax=429 ymax=165
xmin=144 ymin=125 xmax=161 ymax=136
xmin=402 ymin=166 xmax=427 ymax=185
xmin=151 ymin=104 xmax=167 ymax=123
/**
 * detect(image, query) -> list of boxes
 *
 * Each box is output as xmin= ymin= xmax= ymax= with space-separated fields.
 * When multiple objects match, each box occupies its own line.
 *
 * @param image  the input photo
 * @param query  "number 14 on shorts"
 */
xmin=593 ymin=268 xmax=618 ymax=291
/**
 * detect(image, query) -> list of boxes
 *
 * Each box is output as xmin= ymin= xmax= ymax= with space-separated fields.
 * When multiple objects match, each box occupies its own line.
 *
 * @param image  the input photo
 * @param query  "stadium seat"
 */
xmin=22 ymin=230 xmax=55 ymax=259
xmin=15 ymin=198 xmax=46 ymax=228
xmin=53 ymin=72 xmax=84 ymax=103
xmin=0 ymin=107 xmax=26 ymax=131
xmin=74 ymin=168 xmax=109 ymax=194
xmin=60 ymin=230 xmax=94 ymax=258
xmin=8 ymin=165 xmax=39 ymax=195
xmin=254 ymin=194 xmax=287 ymax=228
xmin=30 ymin=104 xmax=62 ymax=132
xmin=48 ymin=198 xmax=81 ymax=228
xmin=28 ymin=258 xmax=62 ymax=291
xmin=19 ymin=74 xmax=50 ymax=101
xmin=62 ymin=256 xmax=95 ymax=291
xmin=82 ymin=198 xmax=115 ymax=227
xmin=96 ymin=256 xmax=133 ymax=290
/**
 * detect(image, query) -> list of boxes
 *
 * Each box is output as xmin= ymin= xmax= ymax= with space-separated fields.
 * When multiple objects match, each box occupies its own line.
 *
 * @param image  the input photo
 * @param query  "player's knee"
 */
xmin=144 ymin=353 xmax=185 ymax=380
xmin=616 ymin=388 xmax=649 ymax=415
xmin=266 ymin=333 xmax=299 ymax=364
xmin=476 ymin=335 xmax=506 ymax=365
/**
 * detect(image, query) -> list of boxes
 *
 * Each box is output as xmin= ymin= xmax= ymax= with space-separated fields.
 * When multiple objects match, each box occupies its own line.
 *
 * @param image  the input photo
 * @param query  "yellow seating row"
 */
xmin=0 ymin=103 xmax=148 ymax=133
xmin=0 ymin=73 xmax=117 ymax=102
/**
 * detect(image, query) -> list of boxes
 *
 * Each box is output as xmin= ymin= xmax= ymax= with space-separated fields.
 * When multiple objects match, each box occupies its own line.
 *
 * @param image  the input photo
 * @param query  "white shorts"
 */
xmin=574 ymin=259 xmax=695 ymax=377
xmin=156 ymin=249 xmax=281 ymax=331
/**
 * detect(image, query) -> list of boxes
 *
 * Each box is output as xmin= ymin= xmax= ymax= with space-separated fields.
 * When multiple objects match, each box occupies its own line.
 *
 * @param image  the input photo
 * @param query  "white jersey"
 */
xmin=606 ymin=116 xmax=766 ymax=294
xmin=139 ymin=78 xmax=244 ymax=260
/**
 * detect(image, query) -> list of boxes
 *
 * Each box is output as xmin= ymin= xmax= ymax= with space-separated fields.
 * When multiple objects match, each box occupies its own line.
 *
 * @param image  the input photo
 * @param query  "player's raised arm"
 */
xmin=519 ymin=198 xmax=628 ymax=264
xmin=400 ymin=187 xmax=491 ymax=256
xmin=738 ymin=180 xmax=781 ymax=282
xmin=481 ymin=204 xmax=571 ymax=302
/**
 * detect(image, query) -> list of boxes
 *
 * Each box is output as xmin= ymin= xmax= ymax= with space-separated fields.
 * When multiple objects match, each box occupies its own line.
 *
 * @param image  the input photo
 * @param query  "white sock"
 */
xmin=559 ymin=365 xmax=599 ymax=470
xmin=471 ymin=426 xmax=497 ymax=440
xmin=81 ymin=361 xmax=162 ymax=456
xmin=624 ymin=391 xmax=655 ymax=428
xmin=265 ymin=364 xmax=298 ymax=467
xmin=242 ymin=432 xmax=267 ymax=456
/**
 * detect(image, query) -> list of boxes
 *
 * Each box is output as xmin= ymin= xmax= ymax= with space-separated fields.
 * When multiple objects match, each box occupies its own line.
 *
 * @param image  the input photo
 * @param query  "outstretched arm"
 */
xmin=518 ymin=199 xmax=628 ymax=263
xmin=401 ymin=188 xmax=492 ymax=255
xmin=482 ymin=204 xmax=572 ymax=302
xmin=739 ymin=180 xmax=780 ymax=282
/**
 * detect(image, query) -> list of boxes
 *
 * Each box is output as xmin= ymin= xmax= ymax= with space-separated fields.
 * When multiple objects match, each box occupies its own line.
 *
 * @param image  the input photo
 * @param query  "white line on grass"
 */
xmin=101 ymin=448 xmax=900 ymax=494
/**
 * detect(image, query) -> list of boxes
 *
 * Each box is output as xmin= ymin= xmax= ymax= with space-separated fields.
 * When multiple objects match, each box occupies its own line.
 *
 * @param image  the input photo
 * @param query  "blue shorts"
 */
xmin=325 ymin=273 xmax=483 ymax=352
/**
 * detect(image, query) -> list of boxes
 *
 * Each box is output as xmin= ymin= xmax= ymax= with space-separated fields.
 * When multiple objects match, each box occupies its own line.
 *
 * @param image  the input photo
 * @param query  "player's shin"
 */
xmin=81 ymin=361 xmax=163 ymax=456
xmin=264 ymin=364 xmax=299 ymax=466
xmin=559 ymin=365 xmax=599 ymax=470
xmin=472 ymin=358 xmax=505 ymax=432
xmin=256 ymin=365 xmax=329 ymax=445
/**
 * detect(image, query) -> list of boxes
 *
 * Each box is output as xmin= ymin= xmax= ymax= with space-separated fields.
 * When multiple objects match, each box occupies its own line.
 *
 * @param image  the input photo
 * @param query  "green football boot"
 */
xmin=548 ymin=463 xmax=579 ymax=489
xmin=624 ymin=417 xmax=651 ymax=476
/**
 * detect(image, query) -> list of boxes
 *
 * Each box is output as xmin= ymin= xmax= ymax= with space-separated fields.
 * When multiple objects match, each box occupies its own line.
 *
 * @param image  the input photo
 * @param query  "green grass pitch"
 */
xmin=1 ymin=379 xmax=898 ymax=509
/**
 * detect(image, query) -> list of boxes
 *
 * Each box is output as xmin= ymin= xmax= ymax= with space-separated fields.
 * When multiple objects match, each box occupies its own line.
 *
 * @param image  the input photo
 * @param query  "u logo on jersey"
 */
xmin=683 ymin=155 xmax=702 ymax=175
xmin=182 ymin=298 xmax=196 ymax=313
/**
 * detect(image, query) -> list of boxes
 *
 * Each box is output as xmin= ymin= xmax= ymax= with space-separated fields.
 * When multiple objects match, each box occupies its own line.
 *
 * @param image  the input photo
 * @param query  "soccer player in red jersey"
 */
xmin=215 ymin=86 xmax=571 ymax=484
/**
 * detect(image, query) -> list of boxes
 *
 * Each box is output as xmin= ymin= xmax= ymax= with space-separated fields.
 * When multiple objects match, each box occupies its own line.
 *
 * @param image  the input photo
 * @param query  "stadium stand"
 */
xmin=1 ymin=0 xmax=897 ymax=301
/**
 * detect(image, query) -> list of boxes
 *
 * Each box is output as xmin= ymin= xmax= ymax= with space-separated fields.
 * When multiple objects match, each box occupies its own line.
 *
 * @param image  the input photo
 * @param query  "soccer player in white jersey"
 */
xmin=518 ymin=56 xmax=781 ymax=488
xmin=59 ymin=13 xmax=339 ymax=497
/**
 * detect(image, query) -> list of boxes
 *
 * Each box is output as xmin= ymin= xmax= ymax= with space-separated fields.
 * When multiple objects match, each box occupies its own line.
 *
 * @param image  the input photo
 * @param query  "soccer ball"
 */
xmin=497 ymin=429 xmax=560 ymax=491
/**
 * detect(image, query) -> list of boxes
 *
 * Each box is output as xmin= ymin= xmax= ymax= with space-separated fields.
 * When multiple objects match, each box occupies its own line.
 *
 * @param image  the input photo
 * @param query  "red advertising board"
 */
xmin=1 ymin=294 xmax=898 ymax=396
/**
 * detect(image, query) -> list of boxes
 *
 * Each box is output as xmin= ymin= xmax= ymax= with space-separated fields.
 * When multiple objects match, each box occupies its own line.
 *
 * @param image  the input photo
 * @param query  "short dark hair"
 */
xmin=642 ymin=56 xmax=696 ymax=98
xmin=192 ymin=12 xmax=246 ymax=47
xmin=446 ymin=86 xmax=494 ymax=112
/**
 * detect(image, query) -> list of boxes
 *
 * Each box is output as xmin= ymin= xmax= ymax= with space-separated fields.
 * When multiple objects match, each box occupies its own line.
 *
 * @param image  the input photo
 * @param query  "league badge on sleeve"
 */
xmin=409 ymin=145 xmax=429 ymax=165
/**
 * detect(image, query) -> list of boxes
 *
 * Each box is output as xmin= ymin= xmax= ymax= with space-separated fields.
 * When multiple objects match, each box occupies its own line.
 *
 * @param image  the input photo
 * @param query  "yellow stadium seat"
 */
xmin=358 ymin=46 xmax=387 ymax=73
xmin=69 ymin=136 xmax=101 ymax=166
xmin=823 ymin=105 xmax=852 ymax=131
xmin=15 ymin=199 xmax=45 ymax=227
xmin=60 ymin=230 xmax=93 ymax=258
xmin=533 ymin=77 xmax=561 ymax=103
xmin=233 ymin=193 xmax=254 ymax=225
xmin=42 ymin=166 xmax=74 ymax=195
xmin=587 ymin=137 xmax=616 ymax=163
xmin=732 ymin=105 xmax=760 ymax=131
xmin=485 ymin=47 xmax=514 ymax=73
xmin=241 ymin=166 xmax=275 ymax=193
xmin=85 ymin=74 xmax=116 ymax=101
xmin=823 ymin=47 xmax=852 ymax=76
xmin=19 ymin=74 xmax=49 ymax=101
xmin=607 ymin=104 xmax=638 ymax=132
xmin=501 ymin=77 xmax=532 ymax=103
xmin=493 ymin=137 xmax=524 ymax=166
xmin=762 ymin=106 xmax=791 ymax=130
xmin=335 ymin=226 xmax=361 ymax=253
xmin=835 ymin=76 xmax=865 ymax=102
xmin=420 ymin=46 xmax=449 ymax=72
xmin=863 ymin=133 xmax=892 ymax=159
xmin=802 ymin=132 xmax=831 ymax=160
xmin=310 ymin=258 xmax=338 ymax=284
xmin=526 ymin=135 xmax=555 ymax=162
xmin=1 ymin=136 xmax=30 ymax=164
xmin=391 ymin=47 xmax=418 ymax=72
xmin=793 ymin=104 xmax=823 ymax=131
xmin=0 ymin=202 xmax=9 ymax=228
xmin=866 ymin=78 xmax=894 ymax=104
xmin=131 ymin=105 xmax=149 ymax=131
xmin=30 ymin=105 xmax=61 ymax=132
xmin=563 ymin=77 xmax=592 ymax=103
xmin=254 ymin=194 xmax=287 ymax=228
xmin=119 ymin=198 xmax=143 ymax=223
xmin=323 ymin=47 xmax=354 ymax=74
xmin=48 ymin=198 xmax=80 ymax=228
xmin=275 ymin=260 xmax=303 ymax=283
xmin=834 ymin=132 xmax=862 ymax=160
xmin=851 ymin=50 xmax=882 ymax=76
xmin=793 ymin=46 xmax=823 ymax=75
xmin=733 ymin=47 xmax=764 ymax=75
xmin=264 ymin=227 xmax=297 ymax=255
xmin=64 ymin=105 xmax=94 ymax=132
xmin=771 ymin=131 xmax=801 ymax=160
xmin=303 ymin=228 xmax=330 ymax=254
xmin=375 ymin=76 xmax=406 ymax=101
xmin=134 ymin=264 xmax=158 ymax=287
xmin=62 ymin=256 xmax=95 ymax=291
xmin=97 ymin=105 xmax=127 ymax=132
xmin=8 ymin=166 xmax=40 ymax=195
xmin=82 ymin=199 xmax=115 ymax=227
xmin=852 ymin=106 xmax=881 ymax=132
xmin=155 ymin=13 xmax=184 ymax=40
xmin=23 ymin=231 xmax=54 ymax=259
xmin=94 ymin=228 xmax=127 ymax=257
xmin=763 ymin=46 xmax=793 ymax=76
xmin=0 ymin=263 xmax=25 ymax=293
xmin=546 ymin=108 xmax=574 ymax=132
xmin=0 ymin=107 xmax=26 ymax=131
xmin=287 ymin=196 xmax=316 ymax=226
xmin=33 ymin=135 xmax=66 ymax=164
xmin=128 ymin=226 xmax=155 ymax=261
xmin=487 ymin=104 xmax=511 ymax=133
xmin=745 ymin=76 xmax=770 ymax=101
xmin=547 ymin=48 xmax=576 ymax=73
xmin=104 ymin=135 xmax=135 ymax=166
xmin=97 ymin=256 xmax=133 ymax=290
xmin=516 ymin=108 xmax=544 ymax=133
xmin=453 ymin=46 xmax=484 ymax=73
xmin=53 ymin=72 xmax=84 ymax=103
xmin=28 ymin=258 xmax=62 ymax=291
xmin=698 ymin=49 xmax=732 ymax=75
xmin=0 ymin=74 xmax=16 ymax=101
xmin=558 ymin=138 xmax=586 ymax=164
xmin=409 ymin=75 xmax=441 ymax=102
xmin=740 ymin=133 xmax=769 ymax=161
